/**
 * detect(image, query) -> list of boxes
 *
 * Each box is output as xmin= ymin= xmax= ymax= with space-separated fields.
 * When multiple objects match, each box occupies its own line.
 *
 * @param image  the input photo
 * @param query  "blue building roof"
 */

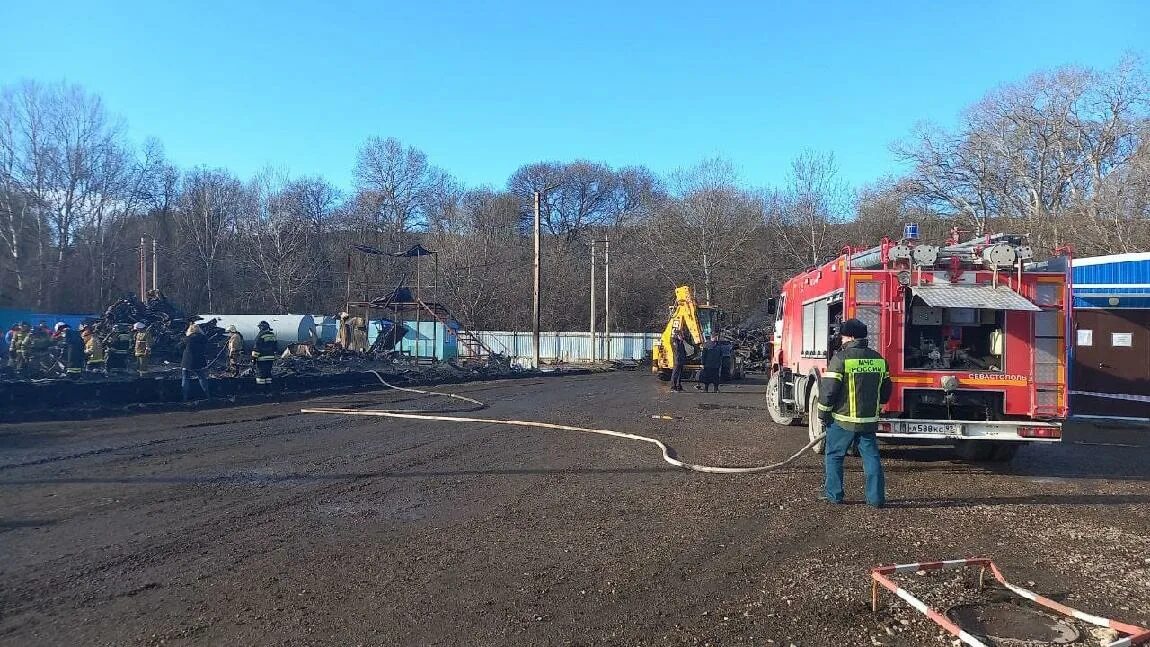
xmin=1073 ymin=253 xmax=1150 ymax=308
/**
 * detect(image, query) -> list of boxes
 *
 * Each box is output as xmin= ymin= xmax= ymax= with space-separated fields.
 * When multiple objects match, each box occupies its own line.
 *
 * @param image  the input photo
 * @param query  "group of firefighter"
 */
xmin=4 ymin=319 xmax=280 ymax=400
xmin=3 ymin=321 xmax=140 ymax=377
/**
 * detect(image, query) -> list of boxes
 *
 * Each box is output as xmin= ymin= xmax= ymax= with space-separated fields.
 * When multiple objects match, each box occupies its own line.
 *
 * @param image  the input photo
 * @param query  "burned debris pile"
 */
xmin=98 ymin=290 xmax=227 ymax=363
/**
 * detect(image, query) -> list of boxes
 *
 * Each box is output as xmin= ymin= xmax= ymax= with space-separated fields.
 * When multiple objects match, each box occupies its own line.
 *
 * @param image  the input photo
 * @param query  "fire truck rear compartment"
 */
xmin=903 ymin=388 xmax=1004 ymax=421
xmin=903 ymin=297 xmax=1006 ymax=372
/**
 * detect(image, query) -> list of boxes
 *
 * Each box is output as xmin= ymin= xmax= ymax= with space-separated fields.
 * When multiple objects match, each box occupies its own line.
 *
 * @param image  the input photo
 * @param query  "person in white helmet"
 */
xmin=133 ymin=322 xmax=152 ymax=376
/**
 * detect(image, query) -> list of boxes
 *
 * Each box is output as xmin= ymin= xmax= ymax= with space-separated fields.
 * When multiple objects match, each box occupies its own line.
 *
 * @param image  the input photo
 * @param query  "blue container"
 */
xmin=0 ymin=308 xmax=96 ymax=331
xmin=1072 ymin=253 xmax=1150 ymax=308
xmin=397 ymin=320 xmax=459 ymax=361
xmin=310 ymin=315 xmax=339 ymax=343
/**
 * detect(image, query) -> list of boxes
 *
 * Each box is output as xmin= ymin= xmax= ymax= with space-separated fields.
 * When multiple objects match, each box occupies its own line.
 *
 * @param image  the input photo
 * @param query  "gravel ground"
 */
xmin=1 ymin=372 xmax=1147 ymax=646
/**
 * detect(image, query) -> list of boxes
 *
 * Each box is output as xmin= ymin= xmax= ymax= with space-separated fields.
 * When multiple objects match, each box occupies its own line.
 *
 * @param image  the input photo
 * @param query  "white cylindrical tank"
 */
xmin=309 ymin=314 xmax=339 ymax=344
xmin=195 ymin=314 xmax=316 ymax=350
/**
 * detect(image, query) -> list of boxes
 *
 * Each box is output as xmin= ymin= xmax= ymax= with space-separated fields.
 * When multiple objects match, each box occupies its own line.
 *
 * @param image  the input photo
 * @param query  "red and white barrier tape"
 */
xmin=1070 ymin=390 xmax=1150 ymax=403
xmin=870 ymin=558 xmax=1150 ymax=647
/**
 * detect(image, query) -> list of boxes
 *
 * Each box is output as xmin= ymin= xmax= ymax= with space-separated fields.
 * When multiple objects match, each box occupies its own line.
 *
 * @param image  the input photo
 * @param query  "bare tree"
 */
xmin=176 ymin=168 xmax=247 ymax=311
xmin=426 ymin=189 xmax=526 ymax=328
xmin=0 ymin=81 xmax=59 ymax=306
xmin=507 ymin=161 xmax=647 ymax=241
xmin=0 ymin=89 xmax=38 ymax=299
xmin=286 ymin=175 xmax=341 ymax=234
xmin=770 ymin=150 xmax=850 ymax=267
xmin=236 ymin=170 xmax=330 ymax=312
xmin=0 ymin=81 xmax=165 ymax=308
xmin=352 ymin=136 xmax=437 ymax=237
xmin=646 ymin=157 xmax=763 ymax=304
xmin=895 ymin=57 xmax=1149 ymax=253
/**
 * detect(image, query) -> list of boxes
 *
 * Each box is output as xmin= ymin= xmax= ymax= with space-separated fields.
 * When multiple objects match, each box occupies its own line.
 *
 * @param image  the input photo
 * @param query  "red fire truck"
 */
xmin=765 ymin=231 xmax=1071 ymax=461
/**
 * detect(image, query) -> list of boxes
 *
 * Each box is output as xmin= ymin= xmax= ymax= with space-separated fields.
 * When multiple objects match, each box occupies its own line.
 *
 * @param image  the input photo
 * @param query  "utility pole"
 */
xmin=590 ymin=239 xmax=596 ymax=363
xmin=603 ymin=238 xmax=610 ymax=362
xmin=532 ymin=191 xmax=542 ymax=370
xmin=139 ymin=236 xmax=147 ymax=297
xmin=152 ymin=238 xmax=158 ymax=292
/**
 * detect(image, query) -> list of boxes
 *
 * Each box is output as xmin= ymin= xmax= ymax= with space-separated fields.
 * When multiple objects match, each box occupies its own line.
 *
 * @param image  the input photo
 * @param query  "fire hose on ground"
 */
xmin=299 ymin=375 xmax=1150 ymax=645
xmin=300 ymin=371 xmax=826 ymax=475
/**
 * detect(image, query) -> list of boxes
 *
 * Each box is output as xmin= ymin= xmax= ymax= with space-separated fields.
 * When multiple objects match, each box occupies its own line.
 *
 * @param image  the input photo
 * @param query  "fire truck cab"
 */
xmin=765 ymin=232 xmax=1071 ymax=462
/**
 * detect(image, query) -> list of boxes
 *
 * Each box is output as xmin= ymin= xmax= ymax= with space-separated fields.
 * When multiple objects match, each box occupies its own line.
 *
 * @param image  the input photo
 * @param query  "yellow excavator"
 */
xmin=651 ymin=285 xmax=744 ymax=382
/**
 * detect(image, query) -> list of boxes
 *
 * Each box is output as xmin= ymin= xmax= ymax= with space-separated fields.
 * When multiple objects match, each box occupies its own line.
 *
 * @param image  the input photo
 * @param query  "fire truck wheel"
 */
xmin=807 ymin=385 xmax=826 ymax=454
xmin=953 ymin=440 xmax=995 ymax=462
xmin=765 ymin=372 xmax=800 ymax=426
xmin=989 ymin=442 xmax=1020 ymax=462
xmin=656 ymin=369 xmax=672 ymax=382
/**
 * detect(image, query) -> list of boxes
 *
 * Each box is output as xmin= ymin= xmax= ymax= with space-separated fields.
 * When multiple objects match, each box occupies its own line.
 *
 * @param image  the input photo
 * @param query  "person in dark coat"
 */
xmin=106 ymin=323 xmax=133 ymax=373
xmin=669 ymin=329 xmax=687 ymax=392
xmin=252 ymin=321 xmax=277 ymax=386
xmin=817 ymin=318 xmax=891 ymax=507
xmin=698 ymin=333 xmax=723 ymax=393
xmin=180 ymin=323 xmax=211 ymax=401
xmin=62 ymin=324 xmax=86 ymax=379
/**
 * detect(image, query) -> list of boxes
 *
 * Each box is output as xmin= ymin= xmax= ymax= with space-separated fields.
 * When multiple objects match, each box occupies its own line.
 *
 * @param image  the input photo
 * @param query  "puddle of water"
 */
xmin=947 ymin=602 xmax=1079 ymax=644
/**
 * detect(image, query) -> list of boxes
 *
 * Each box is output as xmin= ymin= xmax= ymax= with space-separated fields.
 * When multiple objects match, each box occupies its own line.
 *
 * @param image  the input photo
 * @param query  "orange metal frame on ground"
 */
xmin=870 ymin=558 xmax=1150 ymax=647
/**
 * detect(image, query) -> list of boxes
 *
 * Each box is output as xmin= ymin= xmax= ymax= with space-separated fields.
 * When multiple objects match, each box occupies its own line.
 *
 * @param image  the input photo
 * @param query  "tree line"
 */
xmin=1 ymin=56 xmax=1147 ymax=332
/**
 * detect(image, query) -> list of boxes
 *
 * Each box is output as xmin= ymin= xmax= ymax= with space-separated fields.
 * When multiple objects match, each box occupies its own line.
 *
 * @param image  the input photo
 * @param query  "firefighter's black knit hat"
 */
xmin=840 ymin=318 xmax=868 ymax=339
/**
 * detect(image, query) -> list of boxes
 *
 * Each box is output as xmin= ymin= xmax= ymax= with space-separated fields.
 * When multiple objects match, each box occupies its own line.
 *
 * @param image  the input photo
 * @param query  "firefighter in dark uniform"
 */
xmin=61 ymin=324 xmax=86 ymax=378
xmin=816 ymin=318 xmax=892 ymax=508
xmin=252 ymin=321 xmax=277 ymax=386
xmin=25 ymin=323 xmax=51 ymax=370
xmin=669 ymin=329 xmax=687 ymax=392
xmin=106 ymin=323 xmax=133 ymax=373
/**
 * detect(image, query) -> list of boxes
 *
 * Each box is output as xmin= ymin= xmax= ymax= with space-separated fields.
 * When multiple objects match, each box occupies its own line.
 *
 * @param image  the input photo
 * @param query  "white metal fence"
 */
xmin=464 ymin=331 xmax=660 ymax=362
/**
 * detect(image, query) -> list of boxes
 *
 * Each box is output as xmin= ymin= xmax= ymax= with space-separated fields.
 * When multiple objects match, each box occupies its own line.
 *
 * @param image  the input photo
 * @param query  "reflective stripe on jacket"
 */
xmin=84 ymin=333 xmax=106 ymax=363
xmin=253 ymin=331 xmax=277 ymax=360
xmin=9 ymin=331 xmax=28 ymax=353
xmin=109 ymin=332 xmax=132 ymax=354
xmin=817 ymin=339 xmax=892 ymax=433
xmin=134 ymin=331 xmax=152 ymax=357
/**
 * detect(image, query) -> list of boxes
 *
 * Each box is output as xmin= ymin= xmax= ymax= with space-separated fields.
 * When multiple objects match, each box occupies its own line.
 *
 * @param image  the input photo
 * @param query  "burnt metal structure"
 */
xmin=344 ymin=244 xmax=490 ymax=360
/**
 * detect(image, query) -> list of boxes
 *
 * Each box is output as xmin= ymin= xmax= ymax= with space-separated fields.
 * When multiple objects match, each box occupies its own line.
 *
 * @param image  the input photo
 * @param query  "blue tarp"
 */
xmin=0 ymin=308 xmax=96 ymax=332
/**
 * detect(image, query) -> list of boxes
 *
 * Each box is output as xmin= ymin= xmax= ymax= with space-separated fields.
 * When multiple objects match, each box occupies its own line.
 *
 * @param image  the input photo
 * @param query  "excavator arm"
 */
xmin=654 ymin=286 xmax=706 ymax=374
xmin=673 ymin=285 xmax=705 ymax=345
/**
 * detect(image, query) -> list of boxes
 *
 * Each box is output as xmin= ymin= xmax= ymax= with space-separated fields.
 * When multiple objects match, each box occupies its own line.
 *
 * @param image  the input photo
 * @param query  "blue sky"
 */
xmin=1 ymin=1 xmax=1147 ymax=193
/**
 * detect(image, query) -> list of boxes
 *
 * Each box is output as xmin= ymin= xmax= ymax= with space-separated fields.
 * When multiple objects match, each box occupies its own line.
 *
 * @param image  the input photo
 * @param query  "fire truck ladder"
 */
xmin=1032 ymin=308 xmax=1064 ymax=418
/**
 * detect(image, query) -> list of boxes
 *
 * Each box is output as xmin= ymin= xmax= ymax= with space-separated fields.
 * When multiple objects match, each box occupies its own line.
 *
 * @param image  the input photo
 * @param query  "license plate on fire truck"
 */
xmin=898 ymin=422 xmax=961 ymax=435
